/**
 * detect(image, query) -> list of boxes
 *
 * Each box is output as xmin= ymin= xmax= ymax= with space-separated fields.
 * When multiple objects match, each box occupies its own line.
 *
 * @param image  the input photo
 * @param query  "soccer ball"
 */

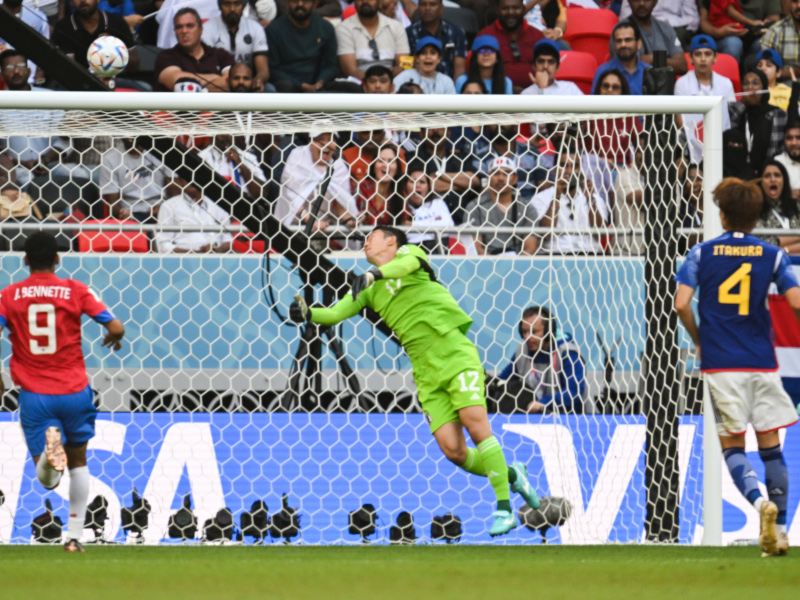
xmin=87 ymin=35 xmax=129 ymax=78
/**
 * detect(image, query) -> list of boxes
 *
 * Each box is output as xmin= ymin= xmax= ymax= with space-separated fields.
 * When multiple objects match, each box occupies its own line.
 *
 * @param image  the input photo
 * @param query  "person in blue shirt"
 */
xmin=593 ymin=20 xmax=651 ymax=96
xmin=454 ymin=35 xmax=513 ymax=95
xmin=675 ymin=177 xmax=800 ymax=558
xmin=495 ymin=306 xmax=586 ymax=413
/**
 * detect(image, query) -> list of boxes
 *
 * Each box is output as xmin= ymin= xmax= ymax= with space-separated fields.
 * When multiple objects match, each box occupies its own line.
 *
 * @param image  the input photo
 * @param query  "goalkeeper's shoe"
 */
xmin=45 ymin=426 xmax=67 ymax=472
xmin=509 ymin=462 xmax=540 ymax=509
xmin=759 ymin=500 xmax=778 ymax=557
xmin=64 ymin=539 xmax=85 ymax=553
xmin=775 ymin=532 xmax=789 ymax=556
xmin=489 ymin=510 xmax=517 ymax=537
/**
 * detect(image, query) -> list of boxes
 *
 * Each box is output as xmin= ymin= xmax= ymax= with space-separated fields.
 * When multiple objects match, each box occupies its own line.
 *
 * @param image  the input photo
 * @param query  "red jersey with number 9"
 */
xmin=0 ymin=272 xmax=114 ymax=395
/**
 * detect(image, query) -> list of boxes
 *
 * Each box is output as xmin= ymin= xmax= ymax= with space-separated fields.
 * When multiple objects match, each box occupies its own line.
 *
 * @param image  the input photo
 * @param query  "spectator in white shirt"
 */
xmin=198 ymin=133 xmax=266 ymax=199
xmin=274 ymin=123 xmax=359 ymax=231
xmin=533 ymin=145 xmax=608 ymax=255
xmin=611 ymin=141 xmax=645 ymax=255
xmin=675 ymin=34 xmax=735 ymax=164
xmin=99 ymin=138 xmax=175 ymax=222
xmin=520 ymin=39 xmax=583 ymax=96
xmin=392 ymin=37 xmax=456 ymax=94
xmin=201 ymin=0 xmax=271 ymax=92
xmin=775 ymin=121 xmax=800 ymax=200
xmin=156 ymin=179 xmax=234 ymax=253
xmin=405 ymin=166 xmax=454 ymax=252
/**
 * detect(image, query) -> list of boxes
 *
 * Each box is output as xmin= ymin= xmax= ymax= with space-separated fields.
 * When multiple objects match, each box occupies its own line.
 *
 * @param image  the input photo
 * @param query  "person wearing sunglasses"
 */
xmin=592 ymin=20 xmax=651 ymax=96
xmin=335 ymin=0 xmax=410 ymax=82
xmin=476 ymin=0 xmax=544 ymax=93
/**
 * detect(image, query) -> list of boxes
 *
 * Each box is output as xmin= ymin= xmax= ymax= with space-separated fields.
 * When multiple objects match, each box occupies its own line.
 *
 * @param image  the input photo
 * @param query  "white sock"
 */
xmin=67 ymin=466 xmax=90 ymax=541
xmin=776 ymin=523 xmax=787 ymax=534
xmin=36 ymin=456 xmax=62 ymax=490
xmin=754 ymin=497 xmax=765 ymax=512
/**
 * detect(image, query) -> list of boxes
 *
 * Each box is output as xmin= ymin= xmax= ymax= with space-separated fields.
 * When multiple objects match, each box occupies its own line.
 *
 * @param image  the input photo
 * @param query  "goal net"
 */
xmin=0 ymin=93 xmax=735 ymax=545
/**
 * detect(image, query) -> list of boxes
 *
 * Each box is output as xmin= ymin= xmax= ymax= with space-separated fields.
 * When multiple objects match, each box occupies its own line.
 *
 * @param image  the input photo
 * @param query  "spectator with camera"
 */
xmin=274 ymin=124 xmax=359 ymax=231
xmin=266 ymin=0 xmax=338 ymax=93
xmin=493 ymin=306 xmax=586 ymax=414
xmin=464 ymin=157 xmax=538 ymax=256
xmin=154 ymin=7 xmax=235 ymax=92
xmin=532 ymin=144 xmax=608 ymax=255
xmin=201 ymin=0 xmax=270 ymax=92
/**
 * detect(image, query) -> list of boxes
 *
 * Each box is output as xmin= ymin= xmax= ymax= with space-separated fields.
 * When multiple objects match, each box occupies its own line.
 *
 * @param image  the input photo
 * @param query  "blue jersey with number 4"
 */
xmin=675 ymin=231 xmax=799 ymax=372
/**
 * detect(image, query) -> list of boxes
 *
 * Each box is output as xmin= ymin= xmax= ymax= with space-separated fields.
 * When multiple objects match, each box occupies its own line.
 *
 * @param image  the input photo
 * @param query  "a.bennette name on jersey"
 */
xmin=12 ymin=285 xmax=72 ymax=300
xmin=712 ymin=245 xmax=764 ymax=257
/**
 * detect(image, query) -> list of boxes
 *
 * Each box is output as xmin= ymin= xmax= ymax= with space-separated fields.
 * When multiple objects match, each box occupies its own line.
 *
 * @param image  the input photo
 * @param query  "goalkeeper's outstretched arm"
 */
xmin=289 ymin=293 xmax=363 ymax=326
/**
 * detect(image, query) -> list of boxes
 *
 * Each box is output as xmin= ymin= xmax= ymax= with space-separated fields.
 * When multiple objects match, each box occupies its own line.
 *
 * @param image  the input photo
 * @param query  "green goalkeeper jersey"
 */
xmin=309 ymin=245 xmax=472 ymax=360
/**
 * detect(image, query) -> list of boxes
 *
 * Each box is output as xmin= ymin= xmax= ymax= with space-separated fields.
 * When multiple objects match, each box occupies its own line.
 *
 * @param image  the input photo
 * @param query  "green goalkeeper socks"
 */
xmin=476 ymin=436 xmax=511 ymax=512
xmin=460 ymin=448 xmax=519 ymax=483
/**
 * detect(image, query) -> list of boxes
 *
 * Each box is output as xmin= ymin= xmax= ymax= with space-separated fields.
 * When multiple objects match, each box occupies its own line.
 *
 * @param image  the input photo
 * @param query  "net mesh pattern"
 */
xmin=0 ymin=105 xmax=707 ymax=546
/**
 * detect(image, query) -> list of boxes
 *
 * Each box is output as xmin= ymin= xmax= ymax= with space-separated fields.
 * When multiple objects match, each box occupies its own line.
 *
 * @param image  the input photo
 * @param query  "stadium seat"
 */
xmin=557 ymin=51 xmax=598 ymax=94
xmin=562 ymin=7 xmax=618 ymax=58
xmin=231 ymin=221 xmax=266 ymax=254
xmin=682 ymin=52 xmax=741 ymax=93
xmin=77 ymin=219 xmax=149 ymax=253
xmin=343 ymin=4 xmax=356 ymax=19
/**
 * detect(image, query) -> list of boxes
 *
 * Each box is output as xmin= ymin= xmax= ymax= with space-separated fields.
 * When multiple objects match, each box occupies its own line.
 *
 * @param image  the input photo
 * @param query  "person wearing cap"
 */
xmin=455 ymin=36 xmax=513 ymax=95
xmin=675 ymin=34 xmax=735 ymax=163
xmin=474 ymin=124 xmax=546 ymax=202
xmin=760 ymin=2 xmax=800 ymax=78
xmin=392 ymin=37 xmax=456 ymax=94
xmin=464 ymin=156 xmax=539 ymax=256
xmin=520 ymin=39 xmax=583 ymax=96
xmin=477 ymin=0 xmax=545 ymax=93
xmin=405 ymin=0 xmax=467 ymax=80
xmin=275 ymin=124 xmax=359 ymax=232
xmin=756 ymin=48 xmax=792 ymax=112
xmin=593 ymin=21 xmax=651 ymax=96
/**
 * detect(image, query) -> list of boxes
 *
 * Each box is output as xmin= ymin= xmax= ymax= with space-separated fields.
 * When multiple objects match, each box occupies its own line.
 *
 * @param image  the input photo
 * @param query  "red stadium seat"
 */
xmin=557 ymin=50 xmax=598 ymax=95
xmin=231 ymin=221 xmax=267 ymax=254
xmin=77 ymin=219 xmax=149 ymax=253
xmin=562 ymin=7 xmax=618 ymax=59
xmin=343 ymin=4 xmax=356 ymax=19
xmin=683 ymin=52 xmax=741 ymax=93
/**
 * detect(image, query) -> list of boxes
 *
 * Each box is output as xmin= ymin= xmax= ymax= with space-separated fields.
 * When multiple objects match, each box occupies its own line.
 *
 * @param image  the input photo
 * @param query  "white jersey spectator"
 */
xmin=99 ymin=140 xmax=174 ymax=219
xmin=520 ymin=39 xmax=583 ymax=96
xmin=274 ymin=130 xmax=359 ymax=226
xmin=156 ymin=189 xmax=234 ymax=253
xmin=404 ymin=169 xmax=454 ymax=245
xmin=201 ymin=13 xmax=269 ymax=67
xmin=612 ymin=154 xmax=645 ymax=256
xmin=198 ymin=137 xmax=266 ymax=198
xmin=533 ymin=185 xmax=607 ymax=254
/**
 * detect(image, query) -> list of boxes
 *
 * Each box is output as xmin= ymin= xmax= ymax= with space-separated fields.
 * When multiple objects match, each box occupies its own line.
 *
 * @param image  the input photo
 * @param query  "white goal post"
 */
xmin=0 ymin=92 xmax=726 ymax=546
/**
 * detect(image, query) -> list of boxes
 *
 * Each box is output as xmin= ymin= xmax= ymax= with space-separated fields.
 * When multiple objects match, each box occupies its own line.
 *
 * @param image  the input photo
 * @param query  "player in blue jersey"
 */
xmin=675 ymin=178 xmax=800 ymax=557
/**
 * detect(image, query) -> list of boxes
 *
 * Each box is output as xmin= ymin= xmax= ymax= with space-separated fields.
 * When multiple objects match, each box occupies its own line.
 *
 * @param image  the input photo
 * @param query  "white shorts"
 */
xmin=706 ymin=371 xmax=799 ymax=436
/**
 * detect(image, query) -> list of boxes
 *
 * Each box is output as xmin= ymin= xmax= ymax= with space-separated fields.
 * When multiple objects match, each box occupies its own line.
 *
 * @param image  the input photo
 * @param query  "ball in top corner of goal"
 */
xmin=87 ymin=36 xmax=129 ymax=78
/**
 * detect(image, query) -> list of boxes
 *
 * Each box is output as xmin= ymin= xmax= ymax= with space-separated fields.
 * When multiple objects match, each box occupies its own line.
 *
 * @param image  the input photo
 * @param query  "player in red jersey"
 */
xmin=0 ymin=232 xmax=125 ymax=552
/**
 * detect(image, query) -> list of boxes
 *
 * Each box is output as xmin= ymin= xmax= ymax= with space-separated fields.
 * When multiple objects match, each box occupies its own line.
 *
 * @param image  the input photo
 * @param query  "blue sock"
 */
xmin=759 ymin=444 xmax=789 ymax=526
xmin=723 ymin=447 xmax=762 ymax=506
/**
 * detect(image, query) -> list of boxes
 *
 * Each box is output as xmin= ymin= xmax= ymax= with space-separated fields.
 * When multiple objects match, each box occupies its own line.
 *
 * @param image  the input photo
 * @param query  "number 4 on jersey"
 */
xmin=718 ymin=263 xmax=751 ymax=316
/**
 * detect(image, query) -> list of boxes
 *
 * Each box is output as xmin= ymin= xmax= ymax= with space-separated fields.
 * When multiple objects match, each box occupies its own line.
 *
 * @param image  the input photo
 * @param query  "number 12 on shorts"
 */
xmin=718 ymin=263 xmax=751 ymax=316
xmin=457 ymin=371 xmax=480 ymax=392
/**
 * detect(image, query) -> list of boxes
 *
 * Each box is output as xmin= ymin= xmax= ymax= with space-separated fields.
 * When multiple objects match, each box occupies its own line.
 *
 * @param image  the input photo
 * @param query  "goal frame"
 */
xmin=0 ymin=92 xmax=725 ymax=545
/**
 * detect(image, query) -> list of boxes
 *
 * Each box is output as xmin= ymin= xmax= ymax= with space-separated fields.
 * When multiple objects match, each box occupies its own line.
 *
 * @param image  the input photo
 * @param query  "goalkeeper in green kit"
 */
xmin=289 ymin=225 xmax=540 ymax=536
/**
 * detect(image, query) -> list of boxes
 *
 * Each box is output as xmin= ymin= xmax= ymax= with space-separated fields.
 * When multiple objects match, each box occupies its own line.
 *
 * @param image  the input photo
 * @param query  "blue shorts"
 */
xmin=18 ymin=385 xmax=97 ymax=457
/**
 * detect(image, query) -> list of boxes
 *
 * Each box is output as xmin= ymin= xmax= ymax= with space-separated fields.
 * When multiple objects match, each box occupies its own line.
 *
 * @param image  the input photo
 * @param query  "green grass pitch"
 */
xmin=1 ymin=545 xmax=798 ymax=600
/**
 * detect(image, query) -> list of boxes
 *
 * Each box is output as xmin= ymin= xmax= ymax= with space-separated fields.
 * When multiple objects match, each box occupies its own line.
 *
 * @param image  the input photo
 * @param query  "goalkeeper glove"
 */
xmin=351 ymin=268 xmax=383 ymax=300
xmin=290 ymin=294 xmax=310 ymax=323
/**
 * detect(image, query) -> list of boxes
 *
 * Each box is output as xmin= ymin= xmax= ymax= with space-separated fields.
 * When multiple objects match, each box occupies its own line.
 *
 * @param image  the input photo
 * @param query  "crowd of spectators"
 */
xmin=5 ymin=0 xmax=800 ymax=254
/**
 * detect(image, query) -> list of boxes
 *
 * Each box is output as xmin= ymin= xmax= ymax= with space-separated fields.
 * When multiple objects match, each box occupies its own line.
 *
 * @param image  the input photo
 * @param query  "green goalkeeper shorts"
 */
xmin=411 ymin=328 xmax=487 ymax=433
